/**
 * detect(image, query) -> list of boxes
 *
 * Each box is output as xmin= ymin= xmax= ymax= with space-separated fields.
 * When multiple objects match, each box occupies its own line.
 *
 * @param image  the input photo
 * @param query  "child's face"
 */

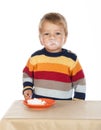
xmin=39 ymin=21 xmax=67 ymax=52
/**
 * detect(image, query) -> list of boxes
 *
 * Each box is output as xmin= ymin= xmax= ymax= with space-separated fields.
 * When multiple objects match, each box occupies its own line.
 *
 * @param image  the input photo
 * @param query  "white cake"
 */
xmin=27 ymin=98 xmax=46 ymax=105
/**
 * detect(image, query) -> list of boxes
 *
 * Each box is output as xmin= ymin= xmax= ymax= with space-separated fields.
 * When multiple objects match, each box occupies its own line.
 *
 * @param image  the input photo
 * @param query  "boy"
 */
xmin=23 ymin=12 xmax=86 ymax=100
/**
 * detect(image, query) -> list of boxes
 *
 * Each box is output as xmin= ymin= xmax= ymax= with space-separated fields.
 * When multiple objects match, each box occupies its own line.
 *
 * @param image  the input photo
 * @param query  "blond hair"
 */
xmin=39 ymin=12 xmax=68 ymax=37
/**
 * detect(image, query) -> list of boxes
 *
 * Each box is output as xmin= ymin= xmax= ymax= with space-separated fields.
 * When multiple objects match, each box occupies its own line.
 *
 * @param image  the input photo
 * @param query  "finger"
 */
xmin=24 ymin=94 xmax=32 ymax=100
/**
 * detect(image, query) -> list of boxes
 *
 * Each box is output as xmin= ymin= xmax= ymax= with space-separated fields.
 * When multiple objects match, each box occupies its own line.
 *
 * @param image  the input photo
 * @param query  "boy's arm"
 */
xmin=71 ymin=59 xmax=86 ymax=100
xmin=22 ymin=58 xmax=34 ymax=97
xmin=73 ymin=84 xmax=86 ymax=100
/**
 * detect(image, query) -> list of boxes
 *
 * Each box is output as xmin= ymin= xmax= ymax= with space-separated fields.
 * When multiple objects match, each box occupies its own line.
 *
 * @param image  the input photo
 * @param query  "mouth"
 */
xmin=47 ymin=40 xmax=59 ymax=46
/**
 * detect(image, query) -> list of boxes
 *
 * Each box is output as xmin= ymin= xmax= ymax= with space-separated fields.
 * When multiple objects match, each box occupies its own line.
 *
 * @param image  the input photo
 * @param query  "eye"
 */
xmin=44 ymin=33 xmax=49 ymax=35
xmin=56 ymin=32 xmax=61 ymax=35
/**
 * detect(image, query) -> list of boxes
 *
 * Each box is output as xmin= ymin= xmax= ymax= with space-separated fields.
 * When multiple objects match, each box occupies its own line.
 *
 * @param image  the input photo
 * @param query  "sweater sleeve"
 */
xmin=22 ymin=58 xmax=34 ymax=93
xmin=71 ymin=59 xmax=86 ymax=100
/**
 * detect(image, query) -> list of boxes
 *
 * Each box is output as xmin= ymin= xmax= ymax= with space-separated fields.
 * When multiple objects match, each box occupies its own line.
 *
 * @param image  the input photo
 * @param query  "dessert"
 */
xmin=27 ymin=98 xmax=46 ymax=105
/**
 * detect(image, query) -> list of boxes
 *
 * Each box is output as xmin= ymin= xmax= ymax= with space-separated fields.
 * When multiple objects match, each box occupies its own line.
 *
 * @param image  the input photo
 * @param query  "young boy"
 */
xmin=23 ymin=12 xmax=86 ymax=100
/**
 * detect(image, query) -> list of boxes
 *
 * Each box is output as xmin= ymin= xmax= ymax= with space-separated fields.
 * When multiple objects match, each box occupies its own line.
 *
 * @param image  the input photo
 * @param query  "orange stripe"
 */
xmin=71 ymin=61 xmax=82 ymax=76
xmin=26 ymin=59 xmax=33 ymax=72
xmin=34 ymin=63 xmax=70 ymax=75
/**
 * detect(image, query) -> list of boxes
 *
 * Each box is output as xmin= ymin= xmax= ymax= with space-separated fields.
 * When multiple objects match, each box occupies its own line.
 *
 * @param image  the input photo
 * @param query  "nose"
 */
xmin=49 ymin=34 xmax=55 ymax=40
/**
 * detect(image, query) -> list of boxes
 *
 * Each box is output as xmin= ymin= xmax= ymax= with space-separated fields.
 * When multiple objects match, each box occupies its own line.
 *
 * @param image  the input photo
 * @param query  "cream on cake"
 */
xmin=27 ymin=98 xmax=46 ymax=105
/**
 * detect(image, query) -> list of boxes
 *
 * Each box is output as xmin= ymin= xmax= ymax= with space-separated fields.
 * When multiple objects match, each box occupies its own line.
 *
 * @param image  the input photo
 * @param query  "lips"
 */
xmin=47 ymin=40 xmax=59 ymax=46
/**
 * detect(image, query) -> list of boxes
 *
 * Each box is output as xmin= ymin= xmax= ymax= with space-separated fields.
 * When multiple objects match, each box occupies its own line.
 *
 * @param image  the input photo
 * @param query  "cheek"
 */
xmin=57 ymin=38 xmax=64 ymax=43
xmin=40 ymin=37 xmax=45 ymax=45
xmin=41 ymin=38 xmax=49 ymax=44
xmin=61 ymin=36 xmax=66 ymax=43
xmin=62 ymin=38 xmax=65 ymax=43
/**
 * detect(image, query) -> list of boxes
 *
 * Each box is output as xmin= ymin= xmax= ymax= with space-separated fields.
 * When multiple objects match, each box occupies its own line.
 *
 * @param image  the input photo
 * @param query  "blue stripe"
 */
xmin=32 ymin=94 xmax=72 ymax=100
xmin=31 ymin=48 xmax=77 ymax=61
xmin=23 ymin=82 xmax=33 ymax=87
xmin=74 ymin=92 xmax=85 ymax=100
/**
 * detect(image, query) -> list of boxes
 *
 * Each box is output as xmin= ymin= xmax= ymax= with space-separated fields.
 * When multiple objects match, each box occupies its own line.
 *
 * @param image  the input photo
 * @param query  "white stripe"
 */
xmin=23 ymin=77 xmax=33 ymax=83
xmin=35 ymin=87 xmax=73 ymax=99
xmin=74 ymin=85 xmax=86 ymax=93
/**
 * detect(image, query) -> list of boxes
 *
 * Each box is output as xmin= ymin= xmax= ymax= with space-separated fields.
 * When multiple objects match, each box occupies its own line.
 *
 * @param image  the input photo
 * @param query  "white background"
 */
xmin=0 ymin=0 xmax=101 ymax=119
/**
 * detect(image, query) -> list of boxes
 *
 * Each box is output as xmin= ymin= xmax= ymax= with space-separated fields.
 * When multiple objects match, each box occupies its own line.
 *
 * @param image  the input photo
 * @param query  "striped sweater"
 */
xmin=23 ymin=48 xmax=86 ymax=100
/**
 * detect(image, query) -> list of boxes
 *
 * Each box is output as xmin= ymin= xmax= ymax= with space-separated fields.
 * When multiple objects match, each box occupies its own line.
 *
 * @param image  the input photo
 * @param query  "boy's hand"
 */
xmin=23 ymin=89 xmax=33 ymax=100
xmin=73 ymin=98 xmax=84 ymax=101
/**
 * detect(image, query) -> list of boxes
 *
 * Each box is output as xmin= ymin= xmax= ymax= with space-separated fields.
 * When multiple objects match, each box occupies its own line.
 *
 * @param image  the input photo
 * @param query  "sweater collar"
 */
xmin=42 ymin=48 xmax=66 ymax=57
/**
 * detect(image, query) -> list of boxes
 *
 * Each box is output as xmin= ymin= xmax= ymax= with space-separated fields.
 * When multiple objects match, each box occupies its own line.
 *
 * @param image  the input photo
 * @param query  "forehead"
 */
xmin=41 ymin=21 xmax=64 ymax=31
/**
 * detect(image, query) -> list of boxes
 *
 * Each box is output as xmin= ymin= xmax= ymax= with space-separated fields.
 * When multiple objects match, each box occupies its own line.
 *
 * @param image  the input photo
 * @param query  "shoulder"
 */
xmin=63 ymin=49 xmax=77 ymax=61
xmin=31 ymin=49 xmax=44 ymax=57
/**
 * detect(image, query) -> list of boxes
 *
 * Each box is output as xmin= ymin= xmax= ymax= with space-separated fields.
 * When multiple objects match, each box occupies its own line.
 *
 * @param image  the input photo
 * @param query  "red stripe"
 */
xmin=23 ymin=67 xmax=33 ymax=77
xmin=34 ymin=71 xmax=71 ymax=83
xmin=72 ymin=70 xmax=84 ymax=81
